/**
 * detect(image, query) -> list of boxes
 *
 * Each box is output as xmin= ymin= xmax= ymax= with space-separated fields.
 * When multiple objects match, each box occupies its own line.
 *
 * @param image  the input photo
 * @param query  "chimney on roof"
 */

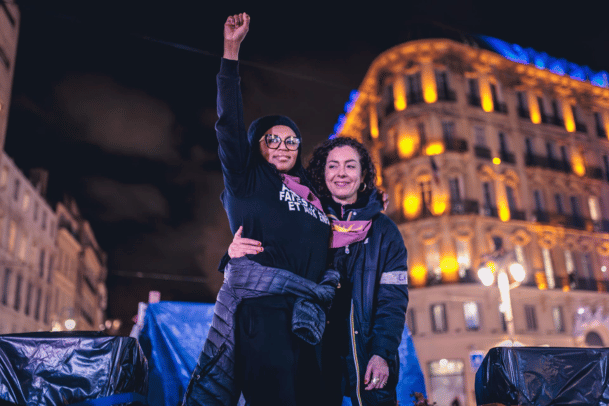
xmin=29 ymin=168 xmax=49 ymax=198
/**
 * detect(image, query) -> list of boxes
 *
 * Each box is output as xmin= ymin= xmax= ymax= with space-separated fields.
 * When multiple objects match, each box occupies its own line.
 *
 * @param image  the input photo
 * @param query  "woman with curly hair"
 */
xmin=230 ymin=137 xmax=410 ymax=406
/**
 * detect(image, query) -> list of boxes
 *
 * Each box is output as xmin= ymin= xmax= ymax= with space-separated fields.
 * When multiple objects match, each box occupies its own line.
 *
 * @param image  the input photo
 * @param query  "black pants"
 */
xmin=236 ymin=296 xmax=321 ymax=406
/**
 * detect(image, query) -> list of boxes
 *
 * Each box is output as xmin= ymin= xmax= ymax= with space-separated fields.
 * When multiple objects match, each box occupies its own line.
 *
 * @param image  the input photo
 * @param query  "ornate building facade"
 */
xmin=0 ymin=155 xmax=108 ymax=334
xmin=0 ymin=154 xmax=58 ymax=333
xmin=0 ymin=1 xmax=18 ymax=151
xmin=336 ymin=32 xmax=609 ymax=405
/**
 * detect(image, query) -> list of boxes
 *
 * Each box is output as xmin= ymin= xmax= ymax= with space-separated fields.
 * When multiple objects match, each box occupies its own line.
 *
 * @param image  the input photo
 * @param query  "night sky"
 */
xmin=6 ymin=1 xmax=609 ymax=332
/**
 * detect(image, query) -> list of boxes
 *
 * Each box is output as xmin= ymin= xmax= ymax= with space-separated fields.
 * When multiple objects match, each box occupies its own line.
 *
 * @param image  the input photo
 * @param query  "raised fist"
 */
xmin=224 ymin=13 xmax=250 ymax=43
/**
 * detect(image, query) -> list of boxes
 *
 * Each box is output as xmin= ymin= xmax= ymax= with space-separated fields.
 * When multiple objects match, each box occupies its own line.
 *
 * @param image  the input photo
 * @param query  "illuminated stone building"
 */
xmin=335 ymin=31 xmax=609 ymax=406
xmin=0 ymin=154 xmax=57 ymax=333
xmin=0 ymin=158 xmax=108 ymax=333
xmin=0 ymin=2 xmax=18 ymax=151
xmin=54 ymin=197 xmax=108 ymax=331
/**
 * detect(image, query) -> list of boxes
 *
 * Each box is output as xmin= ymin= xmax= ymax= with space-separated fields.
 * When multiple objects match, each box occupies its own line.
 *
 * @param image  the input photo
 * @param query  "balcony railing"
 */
xmin=382 ymin=138 xmax=468 ymax=166
xmin=554 ymin=276 xmax=607 ymax=292
xmin=390 ymin=200 xmax=481 ymax=223
xmin=467 ymin=94 xmax=481 ymax=108
xmin=525 ymin=153 xmax=549 ymax=168
xmin=532 ymin=210 xmax=603 ymax=231
xmin=541 ymin=114 xmax=564 ymax=127
xmin=575 ymin=121 xmax=588 ymax=133
xmin=382 ymin=151 xmax=401 ymax=167
xmin=437 ymin=88 xmax=457 ymax=102
xmin=450 ymin=199 xmax=479 ymax=215
xmin=525 ymin=154 xmax=573 ymax=174
xmin=494 ymin=101 xmax=508 ymax=114
xmin=518 ymin=107 xmax=530 ymax=119
xmin=586 ymin=166 xmax=604 ymax=181
xmin=384 ymin=102 xmax=395 ymax=117
xmin=500 ymin=150 xmax=516 ymax=164
xmin=474 ymin=145 xmax=492 ymax=160
xmin=444 ymin=138 xmax=468 ymax=153
xmin=481 ymin=205 xmax=499 ymax=218
xmin=510 ymin=209 xmax=526 ymax=220
xmin=407 ymin=92 xmax=425 ymax=106
xmin=411 ymin=273 xmax=609 ymax=291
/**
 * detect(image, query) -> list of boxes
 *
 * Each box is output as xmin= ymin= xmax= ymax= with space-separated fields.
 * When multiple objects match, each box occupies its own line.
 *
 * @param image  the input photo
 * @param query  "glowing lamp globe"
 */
xmin=509 ymin=263 xmax=526 ymax=283
xmin=478 ymin=267 xmax=494 ymax=286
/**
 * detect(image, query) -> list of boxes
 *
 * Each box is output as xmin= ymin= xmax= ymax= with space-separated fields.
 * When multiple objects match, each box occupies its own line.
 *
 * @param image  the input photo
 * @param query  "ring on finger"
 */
xmin=372 ymin=377 xmax=379 ymax=384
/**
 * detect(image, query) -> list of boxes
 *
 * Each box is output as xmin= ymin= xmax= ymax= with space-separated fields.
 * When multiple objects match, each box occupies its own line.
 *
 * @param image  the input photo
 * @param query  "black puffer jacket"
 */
xmin=182 ymin=257 xmax=339 ymax=406
xmin=325 ymin=190 xmax=409 ymax=406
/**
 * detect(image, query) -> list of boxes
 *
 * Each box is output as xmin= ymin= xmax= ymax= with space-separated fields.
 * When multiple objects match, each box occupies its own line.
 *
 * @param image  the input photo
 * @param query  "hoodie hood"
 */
xmin=247 ymin=115 xmax=303 ymax=174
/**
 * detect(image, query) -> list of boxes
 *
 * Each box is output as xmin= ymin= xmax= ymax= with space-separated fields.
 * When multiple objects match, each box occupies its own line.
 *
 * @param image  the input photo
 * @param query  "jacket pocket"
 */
xmin=199 ymin=343 xmax=227 ymax=377
xmin=183 ymin=343 xmax=227 ymax=404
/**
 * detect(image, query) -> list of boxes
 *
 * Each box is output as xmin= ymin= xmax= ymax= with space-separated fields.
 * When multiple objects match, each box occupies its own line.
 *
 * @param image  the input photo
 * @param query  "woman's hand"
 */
xmin=224 ymin=13 xmax=250 ymax=60
xmin=228 ymin=226 xmax=263 ymax=258
xmin=380 ymin=189 xmax=389 ymax=211
xmin=364 ymin=355 xmax=389 ymax=391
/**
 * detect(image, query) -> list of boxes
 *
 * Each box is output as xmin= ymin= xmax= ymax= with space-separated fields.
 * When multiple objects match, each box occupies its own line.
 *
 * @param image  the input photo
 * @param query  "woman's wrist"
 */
xmin=223 ymin=40 xmax=241 ymax=60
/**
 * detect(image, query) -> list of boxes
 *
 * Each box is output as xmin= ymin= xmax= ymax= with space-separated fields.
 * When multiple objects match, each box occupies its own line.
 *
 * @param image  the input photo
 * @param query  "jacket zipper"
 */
xmin=349 ymin=300 xmax=363 ymax=406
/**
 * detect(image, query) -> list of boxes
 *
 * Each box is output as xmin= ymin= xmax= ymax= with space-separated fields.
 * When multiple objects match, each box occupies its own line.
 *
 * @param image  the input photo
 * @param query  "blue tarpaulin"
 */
xmin=138 ymin=301 xmax=426 ymax=406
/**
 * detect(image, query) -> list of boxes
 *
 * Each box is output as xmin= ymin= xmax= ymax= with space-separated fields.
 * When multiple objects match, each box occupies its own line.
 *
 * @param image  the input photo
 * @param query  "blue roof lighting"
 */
xmin=329 ymin=90 xmax=359 ymax=138
xmin=477 ymin=35 xmax=609 ymax=89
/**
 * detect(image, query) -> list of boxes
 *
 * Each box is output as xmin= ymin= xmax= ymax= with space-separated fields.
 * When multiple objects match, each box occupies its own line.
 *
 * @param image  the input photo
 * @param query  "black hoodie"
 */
xmin=215 ymin=58 xmax=330 ymax=283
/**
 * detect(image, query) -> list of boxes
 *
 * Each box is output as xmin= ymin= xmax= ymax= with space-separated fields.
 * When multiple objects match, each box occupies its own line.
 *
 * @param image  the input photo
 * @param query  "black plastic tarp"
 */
xmin=475 ymin=346 xmax=609 ymax=406
xmin=0 ymin=331 xmax=148 ymax=406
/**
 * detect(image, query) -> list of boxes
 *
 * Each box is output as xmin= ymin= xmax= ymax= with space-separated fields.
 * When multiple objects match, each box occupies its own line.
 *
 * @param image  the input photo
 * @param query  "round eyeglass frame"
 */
xmin=261 ymin=134 xmax=300 ymax=151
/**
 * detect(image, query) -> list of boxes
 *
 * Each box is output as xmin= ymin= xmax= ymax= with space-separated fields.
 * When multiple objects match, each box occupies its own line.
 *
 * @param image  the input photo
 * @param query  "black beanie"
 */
xmin=247 ymin=115 xmax=302 ymax=147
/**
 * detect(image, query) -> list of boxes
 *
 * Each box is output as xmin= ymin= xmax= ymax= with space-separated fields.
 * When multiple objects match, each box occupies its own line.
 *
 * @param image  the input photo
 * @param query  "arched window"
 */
xmin=585 ymin=331 xmax=604 ymax=347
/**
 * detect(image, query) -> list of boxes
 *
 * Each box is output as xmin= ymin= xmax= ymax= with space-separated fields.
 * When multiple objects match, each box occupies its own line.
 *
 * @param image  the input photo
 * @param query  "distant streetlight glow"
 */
xmin=509 ymin=263 xmax=526 ymax=282
xmin=64 ymin=318 xmax=76 ymax=331
xmin=478 ymin=250 xmax=527 ymax=343
xmin=478 ymin=267 xmax=494 ymax=286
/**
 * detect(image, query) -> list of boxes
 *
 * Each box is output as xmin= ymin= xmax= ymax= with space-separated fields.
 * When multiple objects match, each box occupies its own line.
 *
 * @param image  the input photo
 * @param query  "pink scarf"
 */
xmin=281 ymin=174 xmax=371 ymax=248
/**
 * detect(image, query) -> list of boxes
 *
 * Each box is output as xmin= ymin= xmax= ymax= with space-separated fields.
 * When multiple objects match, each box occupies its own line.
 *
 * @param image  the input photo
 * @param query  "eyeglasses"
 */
xmin=260 ymin=134 xmax=301 ymax=151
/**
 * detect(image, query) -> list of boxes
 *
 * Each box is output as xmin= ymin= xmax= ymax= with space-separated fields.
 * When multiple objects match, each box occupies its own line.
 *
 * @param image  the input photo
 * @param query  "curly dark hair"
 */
xmin=307 ymin=137 xmax=377 ymax=200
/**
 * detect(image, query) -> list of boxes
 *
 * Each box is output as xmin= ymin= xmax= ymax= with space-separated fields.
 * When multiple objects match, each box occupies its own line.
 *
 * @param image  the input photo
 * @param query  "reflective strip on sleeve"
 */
xmin=379 ymin=271 xmax=409 ymax=285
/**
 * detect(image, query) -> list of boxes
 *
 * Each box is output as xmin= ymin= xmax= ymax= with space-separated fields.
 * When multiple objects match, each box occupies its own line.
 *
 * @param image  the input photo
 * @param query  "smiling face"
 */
xmin=325 ymin=145 xmax=363 ymax=205
xmin=259 ymin=125 xmax=299 ymax=173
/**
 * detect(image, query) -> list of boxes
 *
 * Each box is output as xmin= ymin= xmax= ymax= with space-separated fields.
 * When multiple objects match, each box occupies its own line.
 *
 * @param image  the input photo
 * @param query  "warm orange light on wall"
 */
xmin=528 ymin=92 xmax=541 ymax=124
xmin=369 ymin=104 xmax=379 ymax=139
xmin=409 ymin=264 xmax=427 ymax=287
xmin=393 ymin=76 xmax=407 ymax=111
xmin=480 ymin=78 xmax=494 ymax=112
xmin=440 ymin=256 xmax=459 ymax=282
xmin=431 ymin=193 xmax=448 ymax=215
xmin=498 ymin=204 xmax=511 ymax=222
xmin=603 ymin=112 xmax=609 ymax=141
xmin=535 ymin=271 xmax=548 ymax=290
xmin=425 ymin=141 xmax=444 ymax=156
xmin=495 ymin=186 xmax=511 ymax=222
xmin=421 ymin=63 xmax=438 ymax=104
xmin=397 ymin=133 xmax=419 ymax=159
xmin=403 ymin=192 xmax=421 ymax=219
xmin=571 ymin=152 xmax=586 ymax=176
xmin=562 ymin=102 xmax=575 ymax=132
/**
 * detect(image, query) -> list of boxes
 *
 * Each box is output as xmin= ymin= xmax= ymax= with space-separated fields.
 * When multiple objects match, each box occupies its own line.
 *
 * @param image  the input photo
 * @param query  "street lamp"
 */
xmin=477 ymin=250 xmax=526 ymax=343
xmin=50 ymin=307 xmax=77 ymax=332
